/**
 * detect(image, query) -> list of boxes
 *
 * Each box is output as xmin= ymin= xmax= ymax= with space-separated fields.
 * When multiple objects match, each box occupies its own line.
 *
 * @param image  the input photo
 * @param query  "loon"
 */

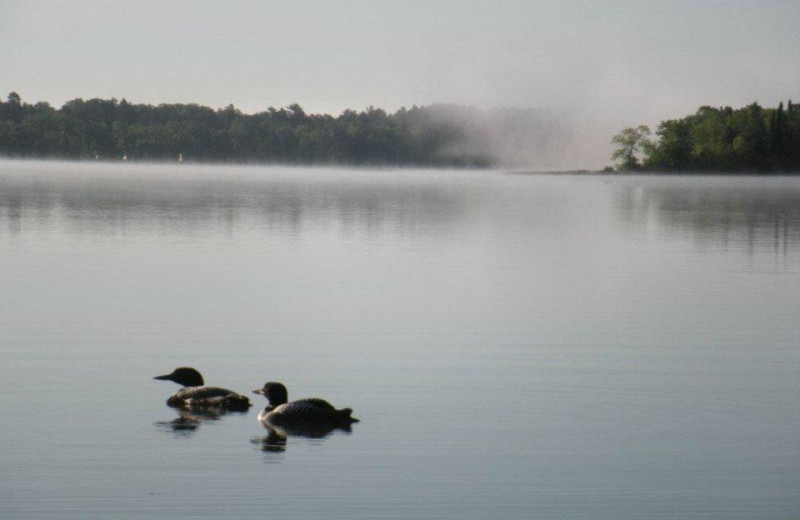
xmin=252 ymin=382 xmax=358 ymax=428
xmin=154 ymin=367 xmax=251 ymax=411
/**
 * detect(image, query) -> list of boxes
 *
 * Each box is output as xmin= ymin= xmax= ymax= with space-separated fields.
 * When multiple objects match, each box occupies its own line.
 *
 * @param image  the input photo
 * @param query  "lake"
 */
xmin=1 ymin=160 xmax=798 ymax=519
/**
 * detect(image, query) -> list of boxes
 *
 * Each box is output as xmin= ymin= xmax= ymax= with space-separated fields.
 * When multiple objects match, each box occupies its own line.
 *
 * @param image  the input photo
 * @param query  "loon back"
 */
xmin=259 ymin=400 xmax=357 ymax=431
xmin=154 ymin=367 xmax=251 ymax=410
xmin=272 ymin=399 xmax=355 ymax=421
xmin=167 ymin=386 xmax=252 ymax=411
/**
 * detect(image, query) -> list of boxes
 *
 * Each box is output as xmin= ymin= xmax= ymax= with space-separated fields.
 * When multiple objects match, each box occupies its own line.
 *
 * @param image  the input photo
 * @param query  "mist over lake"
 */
xmin=1 ymin=160 xmax=798 ymax=519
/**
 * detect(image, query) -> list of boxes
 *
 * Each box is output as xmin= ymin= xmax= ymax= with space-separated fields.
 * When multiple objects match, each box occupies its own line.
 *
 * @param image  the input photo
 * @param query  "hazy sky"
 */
xmin=2 ymin=0 xmax=799 ymax=167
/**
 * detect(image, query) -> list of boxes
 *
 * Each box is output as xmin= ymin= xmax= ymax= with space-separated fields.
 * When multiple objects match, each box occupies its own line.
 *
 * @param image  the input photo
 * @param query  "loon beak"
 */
xmin=154 ymin=374 xmax=172 ymax=381
xmin=252 ymin=388 xmax=266 ymax=395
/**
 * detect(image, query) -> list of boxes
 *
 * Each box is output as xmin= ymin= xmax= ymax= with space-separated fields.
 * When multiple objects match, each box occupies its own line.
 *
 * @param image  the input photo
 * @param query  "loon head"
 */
xmin=252 ymin=382 xmax=288 ymax=406
xmin=154 ymin=367 xmax=205 ymax=387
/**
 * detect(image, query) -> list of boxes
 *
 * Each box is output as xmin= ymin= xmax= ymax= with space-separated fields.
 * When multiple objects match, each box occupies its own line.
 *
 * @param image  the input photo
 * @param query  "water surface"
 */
xmin=1 ymin=160 xmax=798 ymax=519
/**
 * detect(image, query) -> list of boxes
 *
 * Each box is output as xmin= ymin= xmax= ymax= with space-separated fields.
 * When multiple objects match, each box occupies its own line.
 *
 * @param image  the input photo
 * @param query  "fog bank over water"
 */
xmin=412 ymin=105 xmax=578 ymax=170
xmin=3 ymin=161 xmax=800 ymax=254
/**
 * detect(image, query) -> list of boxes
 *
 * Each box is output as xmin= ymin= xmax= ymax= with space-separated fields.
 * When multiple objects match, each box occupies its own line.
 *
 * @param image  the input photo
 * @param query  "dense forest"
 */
xmin=0 ymin=92 xmax=568 ymax=168
xmin=612 ymin=100 xmax=800 ymax=173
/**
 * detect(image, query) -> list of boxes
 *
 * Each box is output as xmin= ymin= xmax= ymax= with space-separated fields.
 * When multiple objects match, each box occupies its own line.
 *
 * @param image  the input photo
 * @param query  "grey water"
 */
xmin=0 ymin=159 xmax=798 ymax=519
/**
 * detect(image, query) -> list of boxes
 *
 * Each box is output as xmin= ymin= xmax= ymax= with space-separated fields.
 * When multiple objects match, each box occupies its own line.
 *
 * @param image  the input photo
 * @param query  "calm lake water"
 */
xmin=1 ymin=160 xmax=798 ymax=519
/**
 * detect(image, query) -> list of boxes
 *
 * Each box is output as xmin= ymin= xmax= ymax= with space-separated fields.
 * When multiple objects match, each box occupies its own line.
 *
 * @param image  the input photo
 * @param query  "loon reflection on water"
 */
xmin=155 ymin=407 xmax=248 ymax=438
xmin=253 ymin=418 xmax=356 ymax=452
xmin=153 ymin=367 xmax=251 ymax=411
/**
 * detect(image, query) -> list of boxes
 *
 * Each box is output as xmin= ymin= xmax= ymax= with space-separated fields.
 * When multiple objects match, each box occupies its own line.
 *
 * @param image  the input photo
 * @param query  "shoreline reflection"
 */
xmin=0 ymin=164 xmax=464 ymax=238
xmin=614 ymin=178 xmax=800 ymax=259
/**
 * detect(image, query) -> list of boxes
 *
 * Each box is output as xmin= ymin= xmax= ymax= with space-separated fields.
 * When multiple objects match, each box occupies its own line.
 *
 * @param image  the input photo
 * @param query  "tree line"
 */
xmin=0 ymin=92 xmax=564 ymax=168
xmin=611 ymin=100 xmax=800 ymax=173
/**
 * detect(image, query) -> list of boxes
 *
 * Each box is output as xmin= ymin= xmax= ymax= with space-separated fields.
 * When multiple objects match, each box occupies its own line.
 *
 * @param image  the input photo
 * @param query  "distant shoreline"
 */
xmin=0 ymin=92 xmax=570 ymax=169
xmin=4 ymin=92 xmax=799 ymax=174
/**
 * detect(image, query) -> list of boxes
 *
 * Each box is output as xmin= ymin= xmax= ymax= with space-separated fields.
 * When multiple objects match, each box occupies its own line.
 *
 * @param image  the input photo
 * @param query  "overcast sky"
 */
xmin=2 ymin=0 xmax=799 ymax=168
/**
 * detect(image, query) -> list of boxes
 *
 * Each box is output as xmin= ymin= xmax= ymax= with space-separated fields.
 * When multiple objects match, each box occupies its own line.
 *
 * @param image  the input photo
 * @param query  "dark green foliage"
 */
xmin=0 ymin=93 xmax=523 ymax=167
xmin=625 ymin=100 xmax=800 ymax=173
